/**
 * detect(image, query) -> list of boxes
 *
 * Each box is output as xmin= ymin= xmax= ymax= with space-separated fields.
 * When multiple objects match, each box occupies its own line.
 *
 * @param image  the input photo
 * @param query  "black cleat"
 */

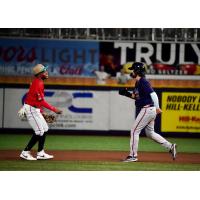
xmin=169 ymin=144 xmax=177 ymax=160
xmin=123 ymin=155 xmax=138 ymax=162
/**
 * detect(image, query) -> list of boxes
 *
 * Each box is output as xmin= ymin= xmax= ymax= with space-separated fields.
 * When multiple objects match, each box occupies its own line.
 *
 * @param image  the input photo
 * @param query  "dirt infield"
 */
xmin=0 ymin=150 xmax=200 ymax=164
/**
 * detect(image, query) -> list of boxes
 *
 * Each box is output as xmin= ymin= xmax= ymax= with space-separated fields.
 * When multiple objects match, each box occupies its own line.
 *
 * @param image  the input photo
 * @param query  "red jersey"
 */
xmin=25 ymin=77 xmax=57 ymax=113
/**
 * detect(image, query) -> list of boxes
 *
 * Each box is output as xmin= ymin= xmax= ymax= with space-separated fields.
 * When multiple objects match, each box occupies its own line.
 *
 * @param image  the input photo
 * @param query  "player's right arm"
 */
xmin=119 ymin=88 xmax=135 ymax=99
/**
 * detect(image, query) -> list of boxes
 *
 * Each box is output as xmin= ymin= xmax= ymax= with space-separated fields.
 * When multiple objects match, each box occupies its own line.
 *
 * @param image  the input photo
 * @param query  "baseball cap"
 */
xmin=33 ymin=64 xmax=48 ymax=76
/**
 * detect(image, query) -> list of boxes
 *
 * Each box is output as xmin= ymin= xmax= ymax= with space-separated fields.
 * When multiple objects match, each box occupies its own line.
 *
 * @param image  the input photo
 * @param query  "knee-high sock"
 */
xmin=38 ymin=133 xmax=47 ymax=152
xmin=24 ymin=134 xmax=40 ymax=151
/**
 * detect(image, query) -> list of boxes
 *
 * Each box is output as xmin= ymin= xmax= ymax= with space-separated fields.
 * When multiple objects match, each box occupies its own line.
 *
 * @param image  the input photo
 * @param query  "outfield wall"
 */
xmin=1 ymin=87 xmax=135 ymax=131
xmin=0 ymin=38 xmax=200 ymax=135
xmin=0 ymin=85 xmax=199 ymax=136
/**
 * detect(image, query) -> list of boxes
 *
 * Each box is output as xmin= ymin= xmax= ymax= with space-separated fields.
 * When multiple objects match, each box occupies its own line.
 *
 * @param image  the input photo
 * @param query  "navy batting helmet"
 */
xmin=128 ymin=62 xmax=146 ymax=76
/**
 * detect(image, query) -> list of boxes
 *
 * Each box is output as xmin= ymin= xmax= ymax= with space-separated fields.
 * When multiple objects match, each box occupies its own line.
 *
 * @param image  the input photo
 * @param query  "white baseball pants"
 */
xmin=130 ymin=106 xmax=172 ymax=157
xmin=24 ymin=104 xmax=48 ymax=136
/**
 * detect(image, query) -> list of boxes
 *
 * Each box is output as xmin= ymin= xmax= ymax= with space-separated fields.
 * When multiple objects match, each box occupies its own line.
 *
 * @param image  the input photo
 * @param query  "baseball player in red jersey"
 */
xmin=18 ymin=64 xmax=62 ymax=160
xmin=119 ymin=62 xmax=177 ymax=162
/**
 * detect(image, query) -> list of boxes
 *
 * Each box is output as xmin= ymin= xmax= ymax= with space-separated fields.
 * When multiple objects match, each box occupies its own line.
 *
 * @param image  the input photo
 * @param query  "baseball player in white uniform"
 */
xmin=18 ymin=64 xmax=62 ymax=160
xmin=119 ymin=62 xmax=177 ymax=162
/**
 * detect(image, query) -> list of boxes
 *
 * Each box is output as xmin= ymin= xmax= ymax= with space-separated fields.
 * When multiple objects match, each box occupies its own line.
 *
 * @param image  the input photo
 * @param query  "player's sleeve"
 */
xmin=150 ymin=92 xmax=160 ymax=108
xmin=36 ymin=81 xmax=58 ymax=113
xmin=40 ymin=99 xmax=58 ymax=113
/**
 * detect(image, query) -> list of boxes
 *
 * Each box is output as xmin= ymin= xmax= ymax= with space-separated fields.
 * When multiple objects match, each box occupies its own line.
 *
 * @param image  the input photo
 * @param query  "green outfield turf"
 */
xmin=0 ymin=134 xmax=200 ymax=153
xmin=0 ymin=134 xmax=200 ymax=171
xmin=0 ymin=160 xmax=200 ymax=171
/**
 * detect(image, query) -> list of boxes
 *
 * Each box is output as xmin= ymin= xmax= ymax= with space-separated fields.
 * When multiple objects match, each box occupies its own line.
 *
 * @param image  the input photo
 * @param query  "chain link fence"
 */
xmin=1 ymin=28 xmax=200 ymax=42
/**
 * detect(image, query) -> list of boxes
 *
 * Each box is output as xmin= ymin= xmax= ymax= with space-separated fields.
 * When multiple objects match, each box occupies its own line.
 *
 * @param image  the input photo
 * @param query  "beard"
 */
xmin=40 ymin=74 xmax=48 ymax=80
xmin=130 ymin=73 xmax=136 ymax=78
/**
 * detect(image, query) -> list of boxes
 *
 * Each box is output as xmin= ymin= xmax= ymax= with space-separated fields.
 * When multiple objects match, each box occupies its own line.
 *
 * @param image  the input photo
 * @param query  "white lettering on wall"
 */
xmin=114 ymin=41 xmax=200 ymax=65
xmin=114 ymin=42 xmax=134 ymax=65
xmin=136 ymin=43 xmax=154 ymax=65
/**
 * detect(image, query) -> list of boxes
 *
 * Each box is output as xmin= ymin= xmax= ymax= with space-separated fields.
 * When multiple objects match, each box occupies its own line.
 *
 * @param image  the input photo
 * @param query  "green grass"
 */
xmin=0 ymin=160 xmax=200 ymax=171
xmin=0 ymin=134 xmax=200 ymax=153
xmin=0 ymin=134 xmax=200 ymax=171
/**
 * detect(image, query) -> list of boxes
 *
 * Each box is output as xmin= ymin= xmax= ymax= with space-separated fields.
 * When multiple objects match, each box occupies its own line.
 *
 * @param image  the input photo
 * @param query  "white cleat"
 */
xmin=20 ymin=151 xmax=37 ymax=161
xmin=37 ymin=150 xmax=54 ymax=160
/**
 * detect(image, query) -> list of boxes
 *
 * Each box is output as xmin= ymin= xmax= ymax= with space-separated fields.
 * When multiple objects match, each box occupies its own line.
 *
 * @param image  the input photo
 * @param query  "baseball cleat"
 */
xmin=20 ymin=151 xmax=37 ymax=161
xmin=169 ymin=144 xmax=177 ymax=160
xmin=123 ymin=155 xmax=138 ymax=162
xmin=37 ymin=150 xmax=54 ymax=160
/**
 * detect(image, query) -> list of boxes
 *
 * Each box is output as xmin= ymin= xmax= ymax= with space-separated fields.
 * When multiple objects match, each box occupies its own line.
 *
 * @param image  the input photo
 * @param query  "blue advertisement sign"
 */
xmin=0 ymin=38 xmax=99 ymax=77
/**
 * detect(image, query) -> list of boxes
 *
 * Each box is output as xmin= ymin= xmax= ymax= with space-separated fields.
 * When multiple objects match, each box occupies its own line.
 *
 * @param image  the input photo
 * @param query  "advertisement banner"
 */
xmin=161 ymin=92 xmax=200 ymax=132
xmin=0 ymin=89 xmax=3 ymax=128
xmin=109 ymin=91 xmax=135 ymax=130
xmin=3 ymin=88 xmax=135 ymax=131
xmin=100 ymin=41 xmax=200 ymax=76
xmin=4 ymin=89 xmax=110 ymax=130
xmin=0 ymin=38 xmax=99 ymax=77
xmin=47 ymin=90 xmax=110 ymax=130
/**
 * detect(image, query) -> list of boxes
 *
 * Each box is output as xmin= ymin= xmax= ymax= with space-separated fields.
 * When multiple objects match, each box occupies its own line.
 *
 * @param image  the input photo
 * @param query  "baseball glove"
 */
xmin=119 ymin=88 xmax=132 ymax=98
xmin=42 ymin=113 xmax=57 ymax=123
xmin=18 ymin=106 xmax=27 ymax=121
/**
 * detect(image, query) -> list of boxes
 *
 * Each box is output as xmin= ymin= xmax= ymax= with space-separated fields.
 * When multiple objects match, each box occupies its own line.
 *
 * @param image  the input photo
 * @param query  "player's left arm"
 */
xmin=143 ymin=80 xmax=162 ymax=114
xmin=40 ymin=99 xmax=62 ymax=114
xmin=150 ymin=92 xmax=162 ymax=114
xmin=36 ymin=83 xmax=62 ymax=114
